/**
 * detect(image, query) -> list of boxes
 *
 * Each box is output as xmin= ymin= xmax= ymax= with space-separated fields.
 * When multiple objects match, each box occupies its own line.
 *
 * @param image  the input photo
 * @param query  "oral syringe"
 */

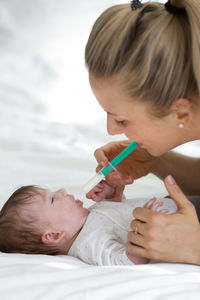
xmin=83 ymin=141 xmax=138 ymax=193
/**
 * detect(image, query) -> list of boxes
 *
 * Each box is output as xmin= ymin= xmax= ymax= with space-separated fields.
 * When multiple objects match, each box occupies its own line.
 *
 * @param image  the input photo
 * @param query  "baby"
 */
xmin=0 ymin=181 xmax=177 ymax=265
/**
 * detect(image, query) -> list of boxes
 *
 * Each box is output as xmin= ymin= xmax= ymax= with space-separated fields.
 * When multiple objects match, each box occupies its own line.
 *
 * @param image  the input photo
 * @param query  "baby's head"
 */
xmin=0 ymin=186 xmax=89 ymax=255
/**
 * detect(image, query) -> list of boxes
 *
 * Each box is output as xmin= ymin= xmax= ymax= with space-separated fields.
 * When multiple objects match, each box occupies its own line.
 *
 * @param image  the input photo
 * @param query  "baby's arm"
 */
xmin=86 ymin=180 xmax=115 ymax=202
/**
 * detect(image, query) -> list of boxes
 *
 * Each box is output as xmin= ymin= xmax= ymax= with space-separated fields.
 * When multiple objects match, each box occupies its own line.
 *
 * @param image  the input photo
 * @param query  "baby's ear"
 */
xmin=41 ymin=231 xmax=65 ymax=245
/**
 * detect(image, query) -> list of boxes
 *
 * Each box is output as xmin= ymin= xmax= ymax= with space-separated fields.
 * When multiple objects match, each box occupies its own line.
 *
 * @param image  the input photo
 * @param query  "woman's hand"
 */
xmin=126 ymin=175 xmax=200 ymax=265
xmin=94 ymin=140 xmax=155 ymax=201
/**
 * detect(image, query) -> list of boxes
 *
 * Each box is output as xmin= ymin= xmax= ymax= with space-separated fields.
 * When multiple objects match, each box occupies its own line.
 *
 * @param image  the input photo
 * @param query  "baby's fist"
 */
xmin=86 ymin=180 xmax=115 ymax=202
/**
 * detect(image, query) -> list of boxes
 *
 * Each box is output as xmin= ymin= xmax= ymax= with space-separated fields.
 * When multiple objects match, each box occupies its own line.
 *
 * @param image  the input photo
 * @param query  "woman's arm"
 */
xmin=153 ymin=151 xmax=200 ymax=195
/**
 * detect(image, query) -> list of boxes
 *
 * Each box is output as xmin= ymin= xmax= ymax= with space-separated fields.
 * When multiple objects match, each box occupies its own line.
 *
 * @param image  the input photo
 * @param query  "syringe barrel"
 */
xmin=83 ymin=172 xmax=105 ymax=194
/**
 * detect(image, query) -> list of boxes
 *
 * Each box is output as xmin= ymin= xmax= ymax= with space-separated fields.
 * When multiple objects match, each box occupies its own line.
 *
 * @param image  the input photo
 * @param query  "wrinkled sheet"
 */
xmin=0 ymin=252 xmax=200 ymax=300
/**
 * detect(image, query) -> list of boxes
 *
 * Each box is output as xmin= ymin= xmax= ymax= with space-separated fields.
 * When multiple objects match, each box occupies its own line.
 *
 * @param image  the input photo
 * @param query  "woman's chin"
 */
xmin=147 ymin=147 xmax=165 ymax=157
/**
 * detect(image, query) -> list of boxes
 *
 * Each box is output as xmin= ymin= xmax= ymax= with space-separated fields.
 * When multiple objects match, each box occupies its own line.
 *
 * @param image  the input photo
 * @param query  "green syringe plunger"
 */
xmin=83 ymin=141 xmax=138 ymax=193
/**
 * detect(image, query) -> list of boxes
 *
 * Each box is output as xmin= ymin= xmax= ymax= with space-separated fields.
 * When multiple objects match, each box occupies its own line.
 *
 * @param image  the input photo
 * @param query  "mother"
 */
xmin=85 ymin=0 xmax=200 ymax=264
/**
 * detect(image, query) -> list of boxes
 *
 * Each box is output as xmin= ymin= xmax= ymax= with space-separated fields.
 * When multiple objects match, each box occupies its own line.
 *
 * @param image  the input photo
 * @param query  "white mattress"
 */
xmin=0 ymin=0 xmax=200 ymax=299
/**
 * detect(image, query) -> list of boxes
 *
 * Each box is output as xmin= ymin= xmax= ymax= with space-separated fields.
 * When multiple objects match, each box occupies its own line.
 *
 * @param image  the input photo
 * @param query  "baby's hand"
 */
xmin=144 ymin=197 xmax=169 ymax=214
xmin=86 ymin=180 xmax=115 ymax=202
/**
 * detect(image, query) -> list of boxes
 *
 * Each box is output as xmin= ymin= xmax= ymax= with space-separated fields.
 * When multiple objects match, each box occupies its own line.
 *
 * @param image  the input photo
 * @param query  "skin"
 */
xmin=86 ymin=180 xmax=115 ymax=201
xmin=89 ymin=75 xmax=200 ymax=156
xmin=22 ymin=184 xmax=168 ymax=264
xmin=24 ymin=185 xmax=124 ymax=254
xmin=29 ymin=188 xmax=90 ymax=253
xmin=89 ymin=74 xmax=200 ymax=264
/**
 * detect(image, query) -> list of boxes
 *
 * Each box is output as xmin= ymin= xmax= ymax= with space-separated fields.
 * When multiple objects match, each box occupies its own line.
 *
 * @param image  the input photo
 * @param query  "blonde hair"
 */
xmin=85 ymin=1 xmax=200 ymax=116
xmin=0 ymin=186 xmax=60 ymax=255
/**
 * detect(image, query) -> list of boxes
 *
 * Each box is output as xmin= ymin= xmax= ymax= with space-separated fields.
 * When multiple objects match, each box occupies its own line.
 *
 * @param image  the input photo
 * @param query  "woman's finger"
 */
xmin=133 ymin=207 xmax=155 ymax=222
xmin=126 ymin=242 xmax=147 ymax=258
xmin=125 ymin=176 xmax=134 ymax=184
xmin=94 ymin=147 xmax=109 ymax=166
xmin=164 ymin=175 xmax=196 ymax=216
xmin=114 ymin=184 xmax=125 ymax=202
xmin=109 ymin=172 xmax=134 ymax=185
xmin=130 ymin=219 xmax=146 ymax=235
xmin=127 ymin=231 xmax=146 ymax=248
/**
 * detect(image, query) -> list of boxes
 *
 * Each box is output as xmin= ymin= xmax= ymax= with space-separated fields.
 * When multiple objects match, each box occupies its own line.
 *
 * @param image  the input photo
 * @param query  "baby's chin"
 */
xmin=82 ymin=207 xmax=90 ymax=214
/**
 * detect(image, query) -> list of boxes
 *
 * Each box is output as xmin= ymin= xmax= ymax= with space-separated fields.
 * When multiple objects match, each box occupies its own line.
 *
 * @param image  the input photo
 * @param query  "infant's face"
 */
xmin=30 ymin=188 xmax=89 ymax=239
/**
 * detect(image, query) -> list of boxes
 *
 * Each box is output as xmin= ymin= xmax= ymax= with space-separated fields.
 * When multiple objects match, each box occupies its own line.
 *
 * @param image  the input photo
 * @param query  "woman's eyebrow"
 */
xmin=107 ymin=111 xmax=117 ymax=116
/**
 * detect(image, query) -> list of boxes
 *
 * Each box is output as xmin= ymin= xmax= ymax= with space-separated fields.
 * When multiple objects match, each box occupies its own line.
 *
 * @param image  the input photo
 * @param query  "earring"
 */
xmin=179 ymin=123 xmax=184 ymax=128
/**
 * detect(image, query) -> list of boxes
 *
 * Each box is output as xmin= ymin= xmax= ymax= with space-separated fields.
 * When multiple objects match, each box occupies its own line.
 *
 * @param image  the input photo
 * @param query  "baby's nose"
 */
xmin=57 ymin=189 xmax=67 ymax=196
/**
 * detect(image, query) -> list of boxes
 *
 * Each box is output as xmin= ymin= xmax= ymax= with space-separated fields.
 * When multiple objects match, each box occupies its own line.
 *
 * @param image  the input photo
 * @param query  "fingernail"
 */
xmin=125 ymin=177 xmax=133 ymax=184
xmin=161 ymin=209 xmax=169 ymax=214
xmin=112 ymin=173 xmax=121 ymax=179
xmin=100 ymin=161 xmax=106 ymax=167
xmin=167 ymin=175 xmax=175 ymax=185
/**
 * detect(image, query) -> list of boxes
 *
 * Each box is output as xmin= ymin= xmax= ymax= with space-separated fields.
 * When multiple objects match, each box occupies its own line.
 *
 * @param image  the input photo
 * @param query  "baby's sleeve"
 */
xmin=100 ymin=239 xmax=135 ymax=265
xmin=72 ymin=231 xmax=133 ymax=265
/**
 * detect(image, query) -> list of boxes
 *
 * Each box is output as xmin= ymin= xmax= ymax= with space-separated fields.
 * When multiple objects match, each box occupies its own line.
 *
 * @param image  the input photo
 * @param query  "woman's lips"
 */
xmin=137 ymin=142 xmax=147 ymax=149
xmin=137 ymin=142 xmax=144 ymax=147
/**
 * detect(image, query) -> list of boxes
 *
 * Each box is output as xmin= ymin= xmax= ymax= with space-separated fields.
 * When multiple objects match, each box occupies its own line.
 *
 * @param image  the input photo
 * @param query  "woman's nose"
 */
xmin=107 ymin=115 xmax=124 ymax=135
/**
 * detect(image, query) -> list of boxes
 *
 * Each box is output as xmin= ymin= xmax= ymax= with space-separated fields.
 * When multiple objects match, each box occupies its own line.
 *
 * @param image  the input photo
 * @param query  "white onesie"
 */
xmin=68 ymin=197 xmax=177 ymax=266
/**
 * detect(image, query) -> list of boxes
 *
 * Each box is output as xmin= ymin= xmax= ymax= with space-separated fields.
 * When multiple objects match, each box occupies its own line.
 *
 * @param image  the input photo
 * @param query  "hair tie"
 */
xmin=130 ymin=0 xmax=143 ymax=11
xmin=165 ymin=0 xmax=185 ymax=15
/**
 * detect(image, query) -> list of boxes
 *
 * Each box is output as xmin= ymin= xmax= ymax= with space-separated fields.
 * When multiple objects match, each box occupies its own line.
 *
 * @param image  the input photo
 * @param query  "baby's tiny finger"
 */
xmin=125 ymin=177 xmax=134 ymax=184
xmin=86 ymin=190 xmax=93 ymax=198
xmin=152 ymin=201 xmax=163 ymax=211
xmin=94 ymin=186 xmax=103 ymax=192
xmin=94 ymin=195 xmax=101 ymax=202
xmin=159 ymin=209 xmax=169 ymax=214
xmin=144 ymin=197 xmax=157 ymax=208
xmin=98 ymin=182 xmax=104 ymax=188
xmin=92 ymin=195 xmax=98 ymax=201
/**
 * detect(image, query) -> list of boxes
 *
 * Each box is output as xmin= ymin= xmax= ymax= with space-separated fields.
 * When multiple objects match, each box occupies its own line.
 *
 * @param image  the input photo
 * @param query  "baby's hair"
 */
xmin=0 ymin=186 xmax=60 ymax=255
xmin=85 ymin=1 xmax=200 ymax=116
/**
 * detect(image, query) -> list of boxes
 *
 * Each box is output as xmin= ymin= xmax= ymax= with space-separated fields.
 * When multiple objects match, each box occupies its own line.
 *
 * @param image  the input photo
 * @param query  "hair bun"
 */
xmin=130 ymin=0 xmax=143 ymax=11
xmin=165 ymin=0 xmax=185 ymax=15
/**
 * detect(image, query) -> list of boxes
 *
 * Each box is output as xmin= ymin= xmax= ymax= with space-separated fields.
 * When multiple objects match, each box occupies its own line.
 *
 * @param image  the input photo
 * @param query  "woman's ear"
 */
xmin=172 ymin=98 xmax=193 ymax=127
xmin=41 ymin=231 xmax=65 ymax=245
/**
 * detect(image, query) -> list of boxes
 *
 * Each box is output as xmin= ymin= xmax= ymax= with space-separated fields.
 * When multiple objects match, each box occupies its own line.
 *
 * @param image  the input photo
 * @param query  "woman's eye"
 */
xmin=51 ymin=197 xmax=54 ymax=204
xmin=115 ymin=120 xmax=125 ymax=125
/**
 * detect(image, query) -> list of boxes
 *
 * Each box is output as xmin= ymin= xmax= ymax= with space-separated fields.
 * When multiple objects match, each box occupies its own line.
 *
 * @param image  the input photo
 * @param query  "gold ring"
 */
xmin=134 ymin=222 xmax=141 ymax=235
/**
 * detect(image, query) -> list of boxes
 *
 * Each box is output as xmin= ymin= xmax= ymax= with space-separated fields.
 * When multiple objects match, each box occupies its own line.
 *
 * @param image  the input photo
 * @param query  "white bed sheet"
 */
xmin=0 ymin=252 xmax=200 ymax=300
xmin=0 ymin=0 xmax=200 ymax=299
